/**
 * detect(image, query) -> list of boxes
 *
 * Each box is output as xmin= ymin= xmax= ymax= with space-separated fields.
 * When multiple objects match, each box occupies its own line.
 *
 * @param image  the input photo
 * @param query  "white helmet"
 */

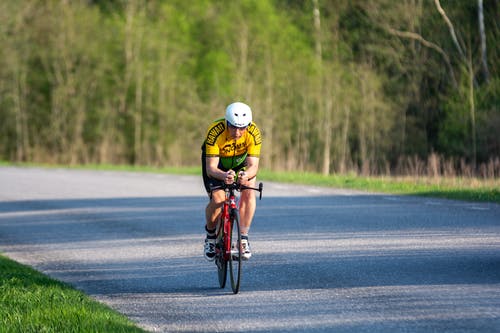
xmin=225 ymin=102 xmax=252 ymax=128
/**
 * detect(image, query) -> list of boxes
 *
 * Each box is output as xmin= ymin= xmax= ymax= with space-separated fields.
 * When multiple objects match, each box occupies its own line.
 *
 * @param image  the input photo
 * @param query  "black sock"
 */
xmin=205 ymin=225 xmax=216 ymax=239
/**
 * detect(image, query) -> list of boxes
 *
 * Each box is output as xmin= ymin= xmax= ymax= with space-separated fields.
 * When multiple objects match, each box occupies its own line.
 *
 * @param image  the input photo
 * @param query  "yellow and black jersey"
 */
xmin=202 ymin=118 xmax=262 ymax=170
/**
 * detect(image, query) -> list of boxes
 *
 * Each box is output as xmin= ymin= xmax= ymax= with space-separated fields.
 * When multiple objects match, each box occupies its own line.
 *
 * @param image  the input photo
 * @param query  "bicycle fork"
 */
xmin=223 ymin=194 xmax=239 ymax=261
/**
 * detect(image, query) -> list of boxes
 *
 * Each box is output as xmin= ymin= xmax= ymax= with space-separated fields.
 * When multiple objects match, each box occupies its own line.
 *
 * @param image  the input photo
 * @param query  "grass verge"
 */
xmin=0 ymin=254 xmax=145 ymax=333
xmin=2 ymin=162 xmax=499 ymax=203
xmin=257 ymin=170 xmax=499 ymax=203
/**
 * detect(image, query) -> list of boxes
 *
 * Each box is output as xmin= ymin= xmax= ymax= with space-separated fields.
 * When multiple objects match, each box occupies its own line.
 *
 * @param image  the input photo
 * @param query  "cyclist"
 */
xmin=201 ymin=102 xmax=262 ymax=261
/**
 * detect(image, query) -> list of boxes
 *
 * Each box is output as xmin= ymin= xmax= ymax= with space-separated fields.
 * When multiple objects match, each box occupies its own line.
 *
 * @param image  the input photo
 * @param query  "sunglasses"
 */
xmin=227 ymin=123 xmax=248 ymax=130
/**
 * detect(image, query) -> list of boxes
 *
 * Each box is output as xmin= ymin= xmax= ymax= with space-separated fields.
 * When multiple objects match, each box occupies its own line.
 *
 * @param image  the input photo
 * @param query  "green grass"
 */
xmin=0 ymin=254 xmax=146 ymax=333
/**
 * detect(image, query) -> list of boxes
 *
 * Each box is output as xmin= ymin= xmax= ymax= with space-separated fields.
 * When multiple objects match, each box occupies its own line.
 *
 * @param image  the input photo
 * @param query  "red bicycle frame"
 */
xmin=219 ymin=188 xmax=238 ymax=261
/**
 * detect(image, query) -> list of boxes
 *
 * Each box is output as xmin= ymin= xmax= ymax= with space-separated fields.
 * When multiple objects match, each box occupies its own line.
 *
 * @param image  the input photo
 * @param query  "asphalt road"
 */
xmin=0 ymin=166 xmax=499 ymax=332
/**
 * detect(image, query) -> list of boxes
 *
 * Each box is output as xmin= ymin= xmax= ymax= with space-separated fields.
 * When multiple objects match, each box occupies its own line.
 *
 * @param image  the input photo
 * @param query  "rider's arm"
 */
xmin=239 ymin=156 xmax=259 ymax=183
xmin=206 ymin=156 xmax=235 ymax=183
xmin=240 ymin=123 xmax=261 ymax=183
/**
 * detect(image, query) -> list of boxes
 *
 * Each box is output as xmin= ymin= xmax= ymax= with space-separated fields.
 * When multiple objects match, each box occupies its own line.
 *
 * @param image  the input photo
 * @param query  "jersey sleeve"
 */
xmin=204 ymin=120 xmax=226 ymax=157
xmin=246 ymin=123 xmax=262 ymax=157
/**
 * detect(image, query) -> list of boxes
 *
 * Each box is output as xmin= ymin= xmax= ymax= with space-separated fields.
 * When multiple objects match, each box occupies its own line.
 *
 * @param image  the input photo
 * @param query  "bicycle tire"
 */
xmin=216 ymin=235 xmax=227 ymax=288
xmin=229 ymin=209 xmax=242 ymax=294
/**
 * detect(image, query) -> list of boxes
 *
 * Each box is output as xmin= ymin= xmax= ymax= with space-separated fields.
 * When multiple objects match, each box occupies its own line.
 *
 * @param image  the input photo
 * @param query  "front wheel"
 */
xmin=216 ymin=237 xmax=227 ymax=289
xmin=229 ymin=210 xmax=242 ymax=294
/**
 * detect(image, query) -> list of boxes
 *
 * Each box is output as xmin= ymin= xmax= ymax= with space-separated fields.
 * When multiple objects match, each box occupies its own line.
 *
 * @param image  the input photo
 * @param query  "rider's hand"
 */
xmin=224 ymin=170 xmax=235 ymax=184
xmin=237 ymin=171 xmax=248 ymax=184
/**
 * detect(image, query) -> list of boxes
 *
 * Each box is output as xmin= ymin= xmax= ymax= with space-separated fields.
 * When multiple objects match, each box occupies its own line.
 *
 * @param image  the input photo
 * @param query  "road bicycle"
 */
xmin=210 ymin=181 xmax=263 ymax=294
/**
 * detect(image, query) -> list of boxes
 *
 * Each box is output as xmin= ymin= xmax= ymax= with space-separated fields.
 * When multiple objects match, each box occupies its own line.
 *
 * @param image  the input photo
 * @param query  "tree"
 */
xmin=0 ymin=0 xmax=498 ymax=174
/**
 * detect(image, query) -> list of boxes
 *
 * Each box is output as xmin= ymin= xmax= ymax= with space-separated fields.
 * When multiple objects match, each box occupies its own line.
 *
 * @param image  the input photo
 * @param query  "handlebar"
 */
xmin=210 ymin=182 xmax=264 ymax=200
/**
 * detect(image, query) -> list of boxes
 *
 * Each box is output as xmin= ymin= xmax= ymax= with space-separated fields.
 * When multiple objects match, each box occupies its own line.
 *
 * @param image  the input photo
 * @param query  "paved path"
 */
xmin=1 ymin=167 xmax=499 ymax=332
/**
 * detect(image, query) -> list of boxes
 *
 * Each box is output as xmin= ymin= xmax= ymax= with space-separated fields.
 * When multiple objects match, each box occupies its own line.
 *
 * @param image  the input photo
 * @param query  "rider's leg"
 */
xmin=238 ymin=179 xmax=256 ymax=260
xmin=204 ymin=189 xmax=225 ymax=260
xmin=238 ymin=178 xmax=257 ymax=236
xmin=205 ymin=189 xmax=225 ymax=230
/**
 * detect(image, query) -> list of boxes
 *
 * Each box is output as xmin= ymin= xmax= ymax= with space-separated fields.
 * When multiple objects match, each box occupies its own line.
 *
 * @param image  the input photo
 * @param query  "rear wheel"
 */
xmin=229 ymin=210 xmax=242 ymax=294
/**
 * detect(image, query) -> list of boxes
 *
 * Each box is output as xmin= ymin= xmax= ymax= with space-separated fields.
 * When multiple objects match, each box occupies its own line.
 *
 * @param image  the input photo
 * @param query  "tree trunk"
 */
xmin=14 ymin=67 xmax=29 ymax=162
xmin=263 ymin=49 xmax=274 ymax=169
xmin=340 ymin=106 xmax=350 ymax=174
xmin=238 ymin=22 xmax=249 ymax=97
xmin=313 ymin=0 xmax=331 ymax=175
xmin=468 ymin=58 xmax=477 ymax=168
xmin=322 ymin=96 xmax=332 ymax=175
xmin=477 ymin=0 xmax=489 ymax=82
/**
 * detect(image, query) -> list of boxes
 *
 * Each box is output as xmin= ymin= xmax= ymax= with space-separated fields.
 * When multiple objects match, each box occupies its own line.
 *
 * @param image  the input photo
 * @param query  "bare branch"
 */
xmin=434 ymin=0 xmax=466 ymax=62
xmin=386 ymin=27 xmax=457 ymax=87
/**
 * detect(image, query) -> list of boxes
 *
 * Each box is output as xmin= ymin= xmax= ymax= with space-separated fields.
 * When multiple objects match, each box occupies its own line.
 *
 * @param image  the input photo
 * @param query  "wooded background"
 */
xmin=1 ymin=0 xmax=498 ymax=176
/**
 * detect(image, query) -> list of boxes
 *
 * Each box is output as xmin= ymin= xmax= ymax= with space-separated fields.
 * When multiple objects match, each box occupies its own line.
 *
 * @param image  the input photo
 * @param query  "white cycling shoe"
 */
xmin=204 ymin=238 xmax=216 ymax=261
xmin=240 ymin=238 xmax=252 ymax=260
